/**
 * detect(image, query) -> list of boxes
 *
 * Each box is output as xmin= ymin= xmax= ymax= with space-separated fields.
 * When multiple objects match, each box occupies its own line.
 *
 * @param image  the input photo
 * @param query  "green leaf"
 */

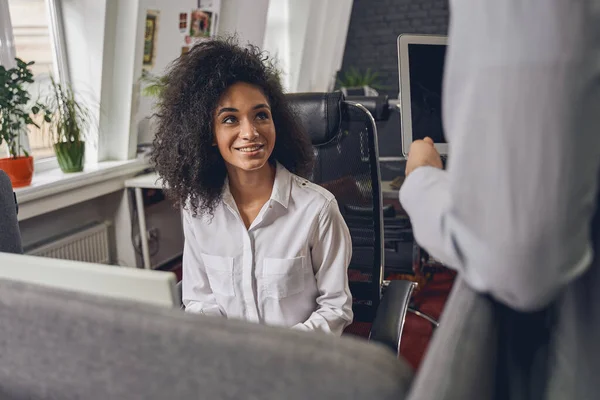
xmin=31 ymin=106 xmax=40 ymax=114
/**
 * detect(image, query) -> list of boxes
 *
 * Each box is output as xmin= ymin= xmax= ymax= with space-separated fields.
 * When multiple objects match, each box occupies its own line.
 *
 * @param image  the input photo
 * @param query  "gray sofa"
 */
xmin=0 ymin=278 xmax=413 ymax=400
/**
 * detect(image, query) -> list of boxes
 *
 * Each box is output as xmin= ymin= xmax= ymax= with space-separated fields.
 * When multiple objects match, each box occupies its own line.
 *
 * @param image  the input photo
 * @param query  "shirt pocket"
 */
xmin=262 ymin=256 xmax=305 ymax=299
xmin=200 ymin=253 xmax=235 ymax=297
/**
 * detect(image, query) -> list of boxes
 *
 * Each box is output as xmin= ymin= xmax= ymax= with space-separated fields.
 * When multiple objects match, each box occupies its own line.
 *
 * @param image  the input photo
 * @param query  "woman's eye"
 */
xmin=256 ymin=111 xmax=269 ymax=120
xmin=222 ymin=115 xmax=236 ymax=124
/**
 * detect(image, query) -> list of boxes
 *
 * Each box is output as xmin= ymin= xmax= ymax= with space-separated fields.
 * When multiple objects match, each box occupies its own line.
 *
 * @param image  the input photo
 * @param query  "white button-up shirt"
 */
xmin=182 ymin=163 xmax=353 ymax=335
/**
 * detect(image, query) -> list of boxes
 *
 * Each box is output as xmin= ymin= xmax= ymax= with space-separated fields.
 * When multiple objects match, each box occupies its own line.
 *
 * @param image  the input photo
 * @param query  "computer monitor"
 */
xmin=0 ymin=252 xmax=179 ymax=308
xmin=397 ymin=34 xmax=448 ymax=156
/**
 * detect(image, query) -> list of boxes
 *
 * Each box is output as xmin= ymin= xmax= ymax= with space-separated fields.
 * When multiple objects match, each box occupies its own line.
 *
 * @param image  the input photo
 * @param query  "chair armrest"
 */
xmin=369 ymin=280 xmax=416 ymax=354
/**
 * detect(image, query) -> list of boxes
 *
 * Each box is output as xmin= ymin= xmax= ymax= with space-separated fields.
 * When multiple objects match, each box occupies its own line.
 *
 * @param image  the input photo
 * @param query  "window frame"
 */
xmin=1 ymin=0 xmax=70 ymax=172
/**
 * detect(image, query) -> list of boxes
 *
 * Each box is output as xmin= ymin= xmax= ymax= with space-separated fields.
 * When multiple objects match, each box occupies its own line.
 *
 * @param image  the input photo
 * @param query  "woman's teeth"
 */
xmin=238 ymin=146 xmax=261 ymax=152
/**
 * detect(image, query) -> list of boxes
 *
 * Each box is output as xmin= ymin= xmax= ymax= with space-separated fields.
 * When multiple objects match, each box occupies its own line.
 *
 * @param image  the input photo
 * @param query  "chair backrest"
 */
xmin=287 ymin=92 xmax=385 ymax=322
xmin=0 ymin=170 xmax=23 ymax=254
xmin=0 ymin=278 xmax=412 ymax=399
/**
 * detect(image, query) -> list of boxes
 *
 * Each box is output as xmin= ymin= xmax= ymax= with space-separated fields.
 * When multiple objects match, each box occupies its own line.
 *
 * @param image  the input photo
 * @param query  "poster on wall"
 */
xmin=190 ymin=9 xmax=213 ymax=39
xmin=179 ymin=12 xmax=188 ymax=32
xmin=143 ymin=10 xmax=160 ymax=70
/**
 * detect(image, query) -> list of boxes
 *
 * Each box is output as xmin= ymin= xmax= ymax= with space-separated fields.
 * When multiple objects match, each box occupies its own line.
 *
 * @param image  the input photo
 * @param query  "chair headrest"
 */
xmin=345 ymin=95 xmax=390 ymax=121
xmin=286 ymin=92 xmax=344 ymax=145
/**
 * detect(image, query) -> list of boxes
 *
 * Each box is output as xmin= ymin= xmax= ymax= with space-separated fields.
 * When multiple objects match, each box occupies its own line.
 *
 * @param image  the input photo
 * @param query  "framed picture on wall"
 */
xmin=143 ymin=10 xmax=160 ymax=70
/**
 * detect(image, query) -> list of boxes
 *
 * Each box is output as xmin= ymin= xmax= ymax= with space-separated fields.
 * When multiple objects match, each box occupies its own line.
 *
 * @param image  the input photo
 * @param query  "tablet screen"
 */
xmin=408 ymin=43 xmax=447 ymax=143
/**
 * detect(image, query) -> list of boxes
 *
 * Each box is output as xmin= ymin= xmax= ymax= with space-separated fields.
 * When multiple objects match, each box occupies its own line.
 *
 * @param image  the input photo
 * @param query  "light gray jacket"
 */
xmin=402 ymin=1 xmax=600 ymax=398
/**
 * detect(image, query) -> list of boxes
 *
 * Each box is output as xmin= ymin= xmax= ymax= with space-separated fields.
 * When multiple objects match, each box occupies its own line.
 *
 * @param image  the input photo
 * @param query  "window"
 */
xmin=2 ymin=0 xmax=68 ymax=162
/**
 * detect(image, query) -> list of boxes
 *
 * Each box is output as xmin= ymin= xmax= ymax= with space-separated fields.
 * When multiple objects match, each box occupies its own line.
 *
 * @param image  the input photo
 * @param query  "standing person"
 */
xmin=402 ymin=0 xmax=600 ymax=396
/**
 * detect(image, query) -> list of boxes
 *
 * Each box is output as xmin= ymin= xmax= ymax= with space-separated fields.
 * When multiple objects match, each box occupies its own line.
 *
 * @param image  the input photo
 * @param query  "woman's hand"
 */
xmin=405 ymin=137 xmax=443 ymax=177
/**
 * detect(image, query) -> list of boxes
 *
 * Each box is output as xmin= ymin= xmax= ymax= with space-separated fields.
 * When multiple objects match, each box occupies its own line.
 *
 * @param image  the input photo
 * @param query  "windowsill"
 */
xmin=15 ymin=158 xmax=151 ymax=220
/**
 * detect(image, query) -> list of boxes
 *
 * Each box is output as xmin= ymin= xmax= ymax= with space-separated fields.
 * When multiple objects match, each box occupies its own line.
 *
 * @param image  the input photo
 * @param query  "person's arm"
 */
xmin=400 ymin=0 xmax=600 ymax=312
xmin=292 ymin=199 xmax=353 ymax=335
xmin=181 ymin=210 xmax=224 ymax=316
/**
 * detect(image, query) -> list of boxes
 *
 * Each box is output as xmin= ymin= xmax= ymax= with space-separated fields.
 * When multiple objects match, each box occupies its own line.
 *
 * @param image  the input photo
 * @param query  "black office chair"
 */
xmin=287 ymin=92 xmax=416 ymax=351
xmin=345 ymin=95 xmax=415 ymax=276
xmin=330 ymin=94 xmax=440 ymax=331
xmin=0 ymin=170 xmax=23 ymax=254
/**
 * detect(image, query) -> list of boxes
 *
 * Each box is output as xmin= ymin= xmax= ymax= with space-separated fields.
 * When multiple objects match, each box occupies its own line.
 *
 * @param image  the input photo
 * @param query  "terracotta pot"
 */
xmin=0 ymin=156 xmax=34 ymax=188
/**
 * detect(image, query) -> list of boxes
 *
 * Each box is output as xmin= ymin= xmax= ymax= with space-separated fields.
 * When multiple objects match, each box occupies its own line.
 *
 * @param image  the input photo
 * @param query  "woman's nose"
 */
xmin=239 ymin=119 xmax=258 ymax=140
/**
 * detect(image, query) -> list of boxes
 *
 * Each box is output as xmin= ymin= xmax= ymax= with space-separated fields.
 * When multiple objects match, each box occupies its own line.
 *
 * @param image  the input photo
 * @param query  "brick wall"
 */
xmin=340 ymin=0 xmax=449 ymax=97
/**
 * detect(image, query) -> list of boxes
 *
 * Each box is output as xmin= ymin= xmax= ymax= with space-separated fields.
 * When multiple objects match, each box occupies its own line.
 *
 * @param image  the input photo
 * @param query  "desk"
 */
xmin=124 ymin=172 xmax=162 ymax=269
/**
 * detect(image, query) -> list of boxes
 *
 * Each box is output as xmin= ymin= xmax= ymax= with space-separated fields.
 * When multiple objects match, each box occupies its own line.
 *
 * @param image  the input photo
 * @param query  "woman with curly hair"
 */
xmin=152 ymin=37 xmax=353 ymax=335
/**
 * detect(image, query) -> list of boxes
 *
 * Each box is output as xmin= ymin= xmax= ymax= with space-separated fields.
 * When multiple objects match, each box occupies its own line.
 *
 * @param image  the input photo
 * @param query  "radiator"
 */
xmin=26 ymin=222 xmax=111 ymax=264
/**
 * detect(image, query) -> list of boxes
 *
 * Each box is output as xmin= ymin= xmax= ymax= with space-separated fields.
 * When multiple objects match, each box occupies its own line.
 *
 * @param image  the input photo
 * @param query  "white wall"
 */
xmin=218 ymin=0 xmax=270 ymax=46
xmin=263 ymin=0 xmax=290 ymax=89
xmin=263 ymin=0 xmax=353 ymax=93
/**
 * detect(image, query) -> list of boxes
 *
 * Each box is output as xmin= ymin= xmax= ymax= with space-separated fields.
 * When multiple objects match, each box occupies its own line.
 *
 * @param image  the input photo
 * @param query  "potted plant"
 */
xmin=335 ymin=67 xmax=386 ymax=96
xmin=46 ymin=76 xmax=91 ymax=173
xmin=0 ymin=58 xmax=51 ymax=187
xmin=139 ymin=70 xmax=168 ymax=101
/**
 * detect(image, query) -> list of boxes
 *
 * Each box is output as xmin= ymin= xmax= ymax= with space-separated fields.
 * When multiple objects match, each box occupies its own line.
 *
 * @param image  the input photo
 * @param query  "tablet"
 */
xmin=397 ymin=34 xmax=448 ymax=156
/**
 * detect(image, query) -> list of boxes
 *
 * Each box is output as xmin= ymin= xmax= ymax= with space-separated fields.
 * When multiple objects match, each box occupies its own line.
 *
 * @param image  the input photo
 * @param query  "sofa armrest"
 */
xmin=369 ymin=280 xmax=416 ymax=354
xmin=176 ymin=280 xmax=184 ymax=310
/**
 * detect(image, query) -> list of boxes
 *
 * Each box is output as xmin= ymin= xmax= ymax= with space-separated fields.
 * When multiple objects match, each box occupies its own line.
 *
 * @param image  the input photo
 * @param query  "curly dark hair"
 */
xmin=151 ymin=36 xmax=314 ymax=217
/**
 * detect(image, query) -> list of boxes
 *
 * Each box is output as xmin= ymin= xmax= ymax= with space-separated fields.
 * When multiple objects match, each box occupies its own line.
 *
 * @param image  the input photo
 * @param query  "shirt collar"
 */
xmin=222 ymin=162 xmax=292 ymax=211
xmin=270 ymin=162 xmax=291 ymax=209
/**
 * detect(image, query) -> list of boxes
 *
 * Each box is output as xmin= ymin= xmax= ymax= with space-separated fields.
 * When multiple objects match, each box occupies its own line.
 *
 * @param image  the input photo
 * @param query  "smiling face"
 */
xmin=213 ymin=82 xmax=276 ymax=175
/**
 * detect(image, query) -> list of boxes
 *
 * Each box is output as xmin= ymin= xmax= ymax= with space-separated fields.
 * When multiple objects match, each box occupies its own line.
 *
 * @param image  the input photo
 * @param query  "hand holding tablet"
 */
xmin=405 ymin=137 xmax=443 ymax=177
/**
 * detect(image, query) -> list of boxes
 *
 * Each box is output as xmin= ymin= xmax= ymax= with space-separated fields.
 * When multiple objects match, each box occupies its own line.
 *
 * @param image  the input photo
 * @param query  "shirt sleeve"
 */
xmin=400 ymin=0 xmax=600 ymax=312
xmin=292 ymin=199 xmax=354 ymax=335
xmin=181 ymin=210 xmax=224 ymax=317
